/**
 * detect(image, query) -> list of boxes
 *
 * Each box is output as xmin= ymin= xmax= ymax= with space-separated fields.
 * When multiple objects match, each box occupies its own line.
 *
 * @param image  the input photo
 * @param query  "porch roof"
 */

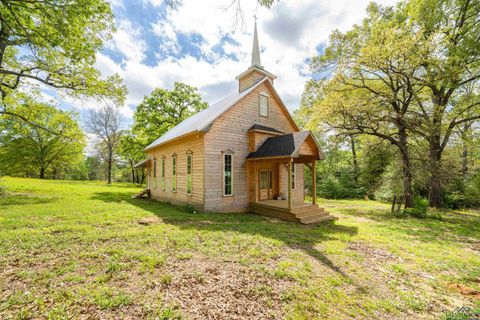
xmin=248 ymin=123 xmax=284 ymax=135
xmin=246 ymin=131 xmax=325 ymax=160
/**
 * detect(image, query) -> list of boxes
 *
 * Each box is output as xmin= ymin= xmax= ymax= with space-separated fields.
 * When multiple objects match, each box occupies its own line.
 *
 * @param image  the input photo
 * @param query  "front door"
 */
xmin=259 ymin=169 xmax=272 ymax=200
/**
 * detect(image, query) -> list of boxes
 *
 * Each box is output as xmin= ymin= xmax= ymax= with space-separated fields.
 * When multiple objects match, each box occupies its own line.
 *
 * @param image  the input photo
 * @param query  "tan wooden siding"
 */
xmin=239 ymin=71 xmax=274 ymax=92
xmin=279 ymin=163 xmax=304 ymax=204
xmin=298 ymin=137 xmax=318 ymax=156
xmin=146 ymin=133 xmax=204 ymax=209
xmin=204 ymin=81 xmax=301 ymax=212
xmin=248 ymin=131 xmax=279 ymax=153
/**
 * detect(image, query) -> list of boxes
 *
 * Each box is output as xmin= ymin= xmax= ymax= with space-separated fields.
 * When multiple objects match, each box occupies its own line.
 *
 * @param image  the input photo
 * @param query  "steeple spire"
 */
xmin=236 ymin=17 xmax=276 ymax=92
xmin=251 ymin=18 xmax=262 ymax=68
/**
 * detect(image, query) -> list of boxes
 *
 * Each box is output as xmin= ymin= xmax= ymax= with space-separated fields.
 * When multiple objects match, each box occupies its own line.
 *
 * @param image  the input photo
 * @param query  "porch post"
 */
xmin=288 ymin=158 xmax=292 ymax=210
xmin=312 ymin=160 xmax=317 ymax=205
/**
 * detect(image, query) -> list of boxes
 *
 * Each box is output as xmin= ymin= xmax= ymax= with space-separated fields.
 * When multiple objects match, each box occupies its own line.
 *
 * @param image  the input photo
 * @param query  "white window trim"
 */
xmin=223 ymin=153 xmax=233 ymax=197
xmin=186 ymin=154 xmax=192 ymax=196
xmin=259 ymin=93 xmax=269 ymax=117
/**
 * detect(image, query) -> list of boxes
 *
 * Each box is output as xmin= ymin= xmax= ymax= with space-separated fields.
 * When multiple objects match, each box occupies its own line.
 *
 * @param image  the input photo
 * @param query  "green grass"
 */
xmin=0 ymin=177 xmax=479 ymax=319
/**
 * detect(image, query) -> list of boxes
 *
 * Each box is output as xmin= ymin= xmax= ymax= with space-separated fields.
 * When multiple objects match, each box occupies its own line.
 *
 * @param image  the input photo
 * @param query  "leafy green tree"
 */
xmin=310 ymin=4 xmax=426 ymax=207
xmin=118 ymin=131 xmax=146 ymax=184
xmin=0 ymin=97 xmax=85 ymax=178
xmin=132 ymin=82 xmax=208 ymax=144
xmin=402 ymin=0 xmax=480 ymax=207
xmin=0 ymin=0 xmax=127 ymax=128
xmin=85 ymin=155 xmax=104 ymax=181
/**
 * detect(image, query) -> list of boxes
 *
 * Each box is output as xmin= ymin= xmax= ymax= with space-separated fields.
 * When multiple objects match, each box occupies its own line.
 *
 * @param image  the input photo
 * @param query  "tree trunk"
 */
xmin=398 ymin=126 xmax=414 ymax=208
xmin=427 ymin=97 xmax=443 ymax=208
xmin=350 ymin=135 xmax=359 ymax=183
xmin=462 ymin=142 xmax=468 ymax=179
xmin=460 ymin=122 xmax=471 ymax=180
xmin=107 ymin=149 xmax=113 ymax=184
xmin=399 ymin=150 xmax=414 ymax=208
xmin=130 ymin=161 xmax=135 ymax=183
xmin=428 ymin=141 xmax=443 ymax=208
xmin=39 ymin=167 xmax=46 ymax=179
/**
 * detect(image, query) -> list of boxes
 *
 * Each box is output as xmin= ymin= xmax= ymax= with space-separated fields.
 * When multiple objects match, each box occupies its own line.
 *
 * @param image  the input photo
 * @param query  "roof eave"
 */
xmin=144 ymin=130 xmax=200 ymax=152
xmin=235 ymin=66 xmax=277 ymax=80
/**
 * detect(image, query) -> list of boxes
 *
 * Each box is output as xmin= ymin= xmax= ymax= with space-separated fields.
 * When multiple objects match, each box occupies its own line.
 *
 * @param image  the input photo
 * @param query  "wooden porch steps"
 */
xmin=299 ymin=212 xmax=334 ymax=224
xmin=250 ymin=202 xmax=335 ymax=225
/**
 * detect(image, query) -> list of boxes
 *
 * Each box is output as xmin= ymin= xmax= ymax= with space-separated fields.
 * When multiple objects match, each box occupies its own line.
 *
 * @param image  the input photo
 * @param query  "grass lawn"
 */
xmin=0 ymin=177 xmax=479 ymax=319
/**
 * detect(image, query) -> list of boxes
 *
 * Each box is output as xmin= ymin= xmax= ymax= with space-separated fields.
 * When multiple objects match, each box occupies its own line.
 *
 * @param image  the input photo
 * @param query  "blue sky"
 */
xmin=48 ymin=0 xmax=399 ymax=132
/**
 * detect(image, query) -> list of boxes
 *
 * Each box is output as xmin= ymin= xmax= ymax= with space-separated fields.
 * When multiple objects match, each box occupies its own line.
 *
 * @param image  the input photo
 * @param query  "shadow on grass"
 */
xmin=338 ymin=207 xmax=480 ymax=244
xmin=0 ymin=193 xmax=57 ymax=206
xmin=91 ymin=191 xmax=357 ymax=278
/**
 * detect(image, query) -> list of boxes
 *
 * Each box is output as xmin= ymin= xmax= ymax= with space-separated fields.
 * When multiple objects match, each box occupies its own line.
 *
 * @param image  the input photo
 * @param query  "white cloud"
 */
xmin=105 ymin=19 xmax=147 ymax=63
xmin=94 ymin=0 xmax=401 ymax=119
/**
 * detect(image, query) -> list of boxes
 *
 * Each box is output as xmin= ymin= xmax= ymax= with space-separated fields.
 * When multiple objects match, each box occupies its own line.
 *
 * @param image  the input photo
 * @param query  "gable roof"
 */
xmin=144 ymin=79 xmax=267 ymax=151
xmin=248 ymin=124 xmax=284 ymax=134
xmin=235 ymin=65 xmax=277 ymax=81
xmin=145 ymin=77 xmax=298 ymax=151
xmin=247 ymin=131 xmax=324 ymax=160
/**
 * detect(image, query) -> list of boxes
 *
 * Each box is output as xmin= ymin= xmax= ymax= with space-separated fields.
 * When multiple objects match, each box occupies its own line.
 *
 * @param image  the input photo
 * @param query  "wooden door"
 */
xmin=259 ymin=169 xmax=272 ymax=200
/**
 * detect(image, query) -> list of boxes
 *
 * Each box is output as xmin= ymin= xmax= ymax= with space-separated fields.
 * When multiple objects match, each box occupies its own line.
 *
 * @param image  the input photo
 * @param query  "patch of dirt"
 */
xmin=137 ymin=216 xmax=161 ymax=225
xmin=1 ymin=246 xmax=292 ymax=319
xmin=161 ymin=258 xmax=292 ymax=319
xmin=348 ymin=242 xmax=400 ymax=261
xmin=447 ymin=283 xmax=480 ymax=300
xmin=471 ymin=241 xmax=480 ymax=253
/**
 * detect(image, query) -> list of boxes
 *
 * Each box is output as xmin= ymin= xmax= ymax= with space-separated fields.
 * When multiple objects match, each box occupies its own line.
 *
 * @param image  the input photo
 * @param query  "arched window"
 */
xmin=161 ymin=156 xmax=165 ymax=191
xmin=172 ymin=154 xmax=177 ymax=192
xmin=186 ymin=150 xmax=193 ymax=195
xmin=153 ymin=157 xmax=157 ymax=189
xmin=222 ymin=150 xmax=234 ymax=196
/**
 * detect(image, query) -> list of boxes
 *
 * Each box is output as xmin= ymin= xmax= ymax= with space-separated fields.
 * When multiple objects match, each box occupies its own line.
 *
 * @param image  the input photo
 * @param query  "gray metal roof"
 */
xmin=144 ymin=78 xmax=268 ymax=151
xmin=247 ymin=131 xmax=321 ymax=159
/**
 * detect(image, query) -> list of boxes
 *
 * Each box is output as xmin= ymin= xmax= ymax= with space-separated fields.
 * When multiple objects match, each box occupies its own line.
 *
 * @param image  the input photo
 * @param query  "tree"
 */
xmin=86 ymin=104 xmax=121 ymax=184
xmin=0 ymin=0 xmax=127 ymax=129
xmin=0 ymin=97 xmax=85 ymax=178
xmin=310 ymin=4 xmax=426 ymax=208
xmin=85 ymin=155 xmax=104 ymax=181
xmin=400 ymin=0 xmax=480 ymax=207
xmin=118 ymin=132 xmax=145 ymax=184
xmin=132 ymin=82 xmax=208 ymax=144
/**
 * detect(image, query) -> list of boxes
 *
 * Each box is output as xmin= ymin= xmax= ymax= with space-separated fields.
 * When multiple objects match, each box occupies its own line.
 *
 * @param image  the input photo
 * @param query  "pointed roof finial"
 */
xmin=251 ymin=17 xmax=262 ymax=68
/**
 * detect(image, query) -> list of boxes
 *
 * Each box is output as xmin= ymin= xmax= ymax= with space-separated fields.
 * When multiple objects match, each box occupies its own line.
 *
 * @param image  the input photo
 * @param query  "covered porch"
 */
xmin=246 ymin=131 xmax=334 ymax=224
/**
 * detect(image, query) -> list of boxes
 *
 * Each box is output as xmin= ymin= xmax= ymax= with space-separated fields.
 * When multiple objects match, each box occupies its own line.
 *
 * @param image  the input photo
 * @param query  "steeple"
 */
xmin=235 ymin=19 xmax=277 ymax=92
xmin=251 ymin=19 xmax=262 ymax=68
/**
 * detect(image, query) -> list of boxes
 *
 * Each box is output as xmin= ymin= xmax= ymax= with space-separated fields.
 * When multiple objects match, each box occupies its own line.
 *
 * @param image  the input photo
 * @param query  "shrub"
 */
xmin=317 ymin=172 xmax=365 ymax=199
xmin=443 ymin=192 xmax=468 ymax=209
xmin=465 ymin=173 xmax=480 ymax=207
xmin=405 ymin=197 xmax=428 ymax=219
xmin=443 ymin=174 xmax=480 ymax=209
